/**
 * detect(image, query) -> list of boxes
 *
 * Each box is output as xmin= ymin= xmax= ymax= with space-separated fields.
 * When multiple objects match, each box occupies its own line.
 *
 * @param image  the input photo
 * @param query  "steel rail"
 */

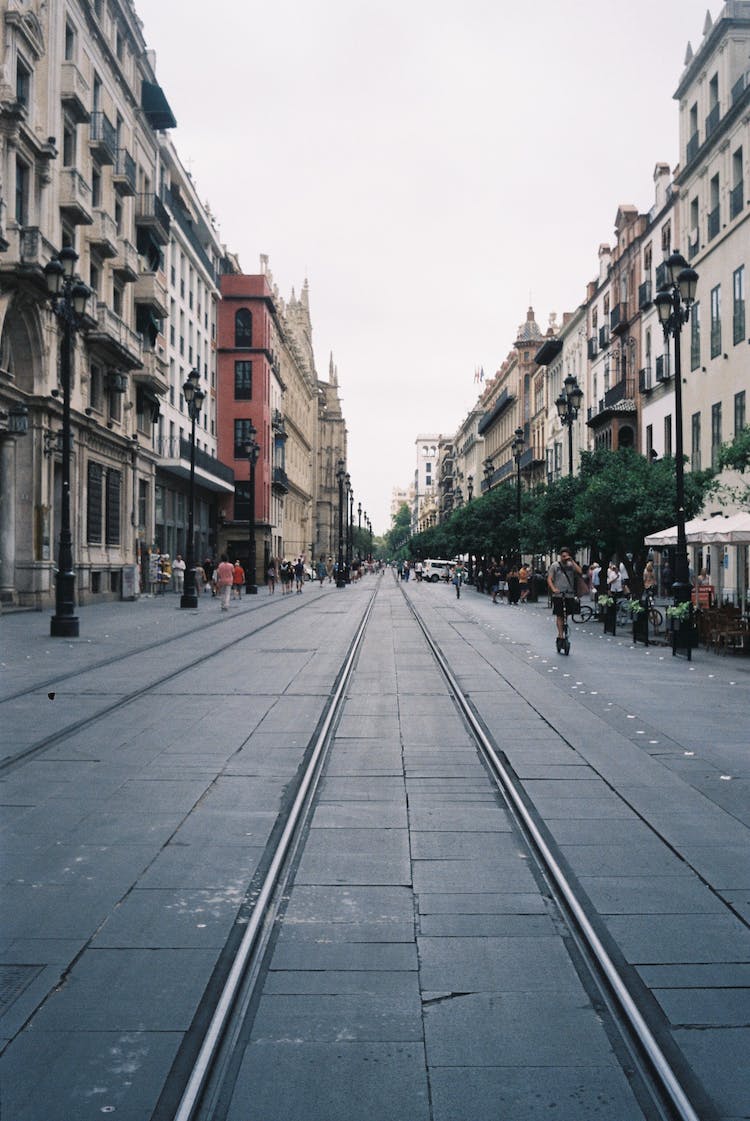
xmin=404 ymin=591 xmax=702 ymax=1121
xmin=172 ymin=586 xmax=379 ymax=1121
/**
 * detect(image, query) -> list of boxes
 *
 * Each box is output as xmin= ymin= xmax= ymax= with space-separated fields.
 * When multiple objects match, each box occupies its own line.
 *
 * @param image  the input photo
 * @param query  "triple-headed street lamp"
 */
xmin=336 ymin=459 xmax=346 ymax=587
xmin=241 ymin=422 xmax=260 ymax=595
xmin=511 ymin=426 xmax=525 ymax=562
xmin=44 ymin=246 xmax=92 ymax=637
xmin=180 ymin=369 xmax=205 ymax=608
xmin=655 ymin=252 xmax=699 ymax=612
xmin=556 ymin=374 xmax=584 ymax=476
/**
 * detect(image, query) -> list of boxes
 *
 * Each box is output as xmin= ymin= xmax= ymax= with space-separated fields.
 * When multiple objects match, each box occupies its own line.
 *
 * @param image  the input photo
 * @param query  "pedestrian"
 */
xmin=266 ymin=558 xmax=277 ymax=594
xmin=172 ymin=554 xmax=186 ymax=595
xmin=497 ymin=561 xmax=508 ymax=602
xmin=452 ymin=561 xmax=466 ymax=599
xmin=294 ymin=557 xmax=305 ymax=593
xmin=415 ymin=560 xmax=423 ymax=582
xmin=325 ymin=556 xmax=334 ymax=583
xmin=280 ymin=558 xmax=293 ymax=594
xmin=643 ymin=561 xmax=657 ymax=591
xmin=216 ymin=554 xmax=234 ymax=611
xmin=203 ymin=557 xmax=215 ymax=595
xmin=607 ymin=561 xmax=623 ymax=599
xmin=507 ymin=565 xmax=520 ymax=604
xmin=233 ymin=559 xmax=245 ymax=598
xmin=518 ymin=562 xmax=530 ymax=602
xmin=193 ymin=563 xmax=205 ymax=596
xmin=547 ymin=546 xmax=583 ymax=651
xmin=316 ymin=559 xmax=326 ymax=585
xmin=589 ymin=560 xmax=601 ymax=604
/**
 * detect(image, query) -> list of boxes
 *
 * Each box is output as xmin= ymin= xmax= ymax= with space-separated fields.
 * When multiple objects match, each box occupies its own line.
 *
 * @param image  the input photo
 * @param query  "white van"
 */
xmin=422 ymin=558 xmax=452 ymax=583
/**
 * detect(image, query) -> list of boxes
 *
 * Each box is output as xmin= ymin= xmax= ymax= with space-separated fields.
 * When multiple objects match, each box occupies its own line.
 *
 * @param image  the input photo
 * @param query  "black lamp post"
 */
xmin=655 ymin=252 xmax=699 ymax=613
xmin=241 ymin=422 xmax=260 ymax=594
xmin=466 ymin=475 xmax=474 ymax=583
xmin=336 ymin=459 xmax=346 ymax=587
xmin=180 ymin=368 xmax=205 ymax=608
xmin=367 ymin=515 xmax=373 ymax=559
xmin=44 ymin=247 xmax=91 ymax=637
xmin=345 ymin=473 xmax=352 ymax=577
xmin=556 ymin=375 xmax=584 ymax=476
xmin=511 ymin=425 xmax=525 ymax=562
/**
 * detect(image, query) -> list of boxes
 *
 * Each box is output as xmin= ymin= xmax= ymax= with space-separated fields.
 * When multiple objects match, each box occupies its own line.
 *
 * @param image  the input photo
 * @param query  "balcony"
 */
xmin=638 ymin=366 xmax=654 ymax=393
xmin=272 ymin=465 xmax=289 ymax=494
xmin=688 ymin=232 xmax=700 ymax=260
xmin=731 ymin=70 xmax=748 ymax=105
xmin=59 ymin=168 xmax=93 ymax=225
xmin=638 ymin=280 xmax=652 ymax=309
xmin=60 ymin=61 xmax=90 ymax=123
xmin=89 ymin=111 xmax=117 ymax=164
xmin=655 ymin=354 xmax=671 ymax=382
xmin=586 ymin=336 xmax=597 ymax=360
xmin=87 ymin=302 xmax=143 ymax=369
xmin=134 ymin=270 xmax=168 ymax=318
xmin=655 ymin=261 xmax=669 ymax=292
xmin=705 ymin=103 xmax=721 ymax=141
xmin=610 ymin=302 xmax=628 ymax=336
xmin=598 ymin=324 xmax=610 ymax=349
xmin=730 ymin=180 xmax=744 ymax=221
xmin=133 ymin=349 xmax=168 ymax=395
xmin=87 ymin=209 xmax=118 ymax=258
xmin=135 ymin=193 xmax=170 ymax=245
xmin=603 ymin=376 xmax=634 ymax=408
xmin=113 ymin=148 xmax=136 ymax=196
xmin=686 ymin=131 xmax=699 ymax=163
xmin=155 ymin=436 xmax=234 ymax=493
xmin=113 ymin=237 xmax=138 ymax=282
xmin=707 ymin=205 xmax=720 ymax=242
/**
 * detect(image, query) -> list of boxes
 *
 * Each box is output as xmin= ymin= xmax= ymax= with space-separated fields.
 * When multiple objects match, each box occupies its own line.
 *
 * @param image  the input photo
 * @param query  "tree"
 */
xmin=717 ymin=426 xmax=750 ymax=508
xmin=383 ymin=502 xmax=412 ymax=561
xmin=573 ymin=448 xmax=714 ymax=589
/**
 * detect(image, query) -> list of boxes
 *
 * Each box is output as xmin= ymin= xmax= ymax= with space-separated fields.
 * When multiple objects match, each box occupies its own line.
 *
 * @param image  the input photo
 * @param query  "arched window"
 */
xmin=235 ymin=309 xmax=252 ymax=348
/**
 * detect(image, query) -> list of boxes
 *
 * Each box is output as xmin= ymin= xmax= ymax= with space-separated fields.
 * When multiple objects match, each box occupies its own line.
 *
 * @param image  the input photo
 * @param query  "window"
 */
xmin=62 ymin=122 xmax=76 ymax=167
xmin=235 ymin=309 xmax=252 ymax=347
xmin=87 ymin=462 xmax=103 ymax=542
xmin=733 ymin=265 xmax=745 ymax=345
xmin=234 ymin=360 xmax=252 ymax=399
xmin=710 ymin=285 xmax=721 ymax=358
xmin=90 ymin=261 xmax=100 ymax=299
xmin=93 ymin=72 xmax=102 ymax=111
xmin=731 ymin=147 xmax=744 ymax=219
xmin=90 ymin=365 xmax=103 ymax=412
xmin=708 ymin=174 xmax=720 ymax=240
xmin=106 ymin=470 xmax=121 ymax=545
xmin=64 ymin=22 xmax=76 ymax=61
xmin=114 ymin=198 xmax=122 ymax=234
xmin=112 ymin=283 xmax=123 ymax=317
xmin=138 ymin=480 xmax=148 ymax=531
xmin=15 ymin=158 xmax=29 ymax=225
xmin=234 ymin=482 xmax=250 ymax=522
xmin=690 ymin=301 xmax=701 ymax=370
xmin=711 ymin=402 xmax=722 ymax=469
xmin=691 ymin=412 xmax=702 ymax=471
xmin=735 ymin=391 xmax=746 ymax=436
xmin=661 ymin=221 xmax=671 ymax=254
xmin=91 ymin=166 xmax=101 ymax=208
xmin=646 ymin=424 xmax=654 ymax=462
xmin=664 ymin=414 xmax=672 ymax=458
xmin=234 ymin=418 xmax=255 ymax=458
xmin=15 ymin=55 xmax=31 ymax=107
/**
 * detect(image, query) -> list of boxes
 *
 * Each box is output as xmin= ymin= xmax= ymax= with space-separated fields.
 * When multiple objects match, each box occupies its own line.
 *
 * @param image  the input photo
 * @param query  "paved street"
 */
xmin=1 ymin=576 xmax=749 ymax=1120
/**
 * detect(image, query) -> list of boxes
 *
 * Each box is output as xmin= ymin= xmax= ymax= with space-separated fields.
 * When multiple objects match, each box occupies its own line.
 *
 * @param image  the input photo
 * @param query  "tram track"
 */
xmin=158 ymin=574 xmax=707 ymax=1121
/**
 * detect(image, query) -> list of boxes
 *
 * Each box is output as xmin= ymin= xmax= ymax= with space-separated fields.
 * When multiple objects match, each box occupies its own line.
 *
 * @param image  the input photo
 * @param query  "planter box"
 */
xmin=670 ymin=617 xmax=698 ymax=660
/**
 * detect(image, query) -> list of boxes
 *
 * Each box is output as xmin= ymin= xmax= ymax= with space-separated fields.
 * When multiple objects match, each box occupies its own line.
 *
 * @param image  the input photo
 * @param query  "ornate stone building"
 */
xmin=315 ymin=353 xmax=347 ymax=561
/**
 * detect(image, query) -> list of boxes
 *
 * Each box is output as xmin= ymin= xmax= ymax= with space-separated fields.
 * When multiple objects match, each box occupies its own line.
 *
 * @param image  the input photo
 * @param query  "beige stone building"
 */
xmin=315 ymin=353 xmax=347 ymax=561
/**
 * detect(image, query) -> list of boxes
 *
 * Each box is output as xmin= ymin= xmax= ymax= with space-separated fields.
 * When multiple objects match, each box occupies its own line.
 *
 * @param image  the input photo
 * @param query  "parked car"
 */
xmin=422 ymin=559 xmax=453 ymax=583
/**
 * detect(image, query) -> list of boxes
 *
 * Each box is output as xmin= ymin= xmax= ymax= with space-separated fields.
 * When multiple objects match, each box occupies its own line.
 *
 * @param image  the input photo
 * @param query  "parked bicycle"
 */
xmin=616 ymin=595 xmax=663 ymax=631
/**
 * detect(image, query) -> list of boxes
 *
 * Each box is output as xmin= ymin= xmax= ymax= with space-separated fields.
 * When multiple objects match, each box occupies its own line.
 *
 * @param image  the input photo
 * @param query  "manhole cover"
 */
xmin=0 ymin=965 xmax=44 ymax=1014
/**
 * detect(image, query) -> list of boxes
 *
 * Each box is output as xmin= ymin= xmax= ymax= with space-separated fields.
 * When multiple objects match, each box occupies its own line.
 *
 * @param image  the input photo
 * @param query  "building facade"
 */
xmin=315 ymin=353 xmax=347 ymax=562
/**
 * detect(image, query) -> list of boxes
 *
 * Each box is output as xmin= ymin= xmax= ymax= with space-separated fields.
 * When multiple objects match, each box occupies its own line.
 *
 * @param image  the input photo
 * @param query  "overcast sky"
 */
xmin=136 ymin=0 xmax=714 ymax=534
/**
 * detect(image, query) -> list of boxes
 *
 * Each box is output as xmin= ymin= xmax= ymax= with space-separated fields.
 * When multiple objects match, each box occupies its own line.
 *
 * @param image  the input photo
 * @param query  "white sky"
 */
xmin=135 ymin=0 xmax=714 ymax=534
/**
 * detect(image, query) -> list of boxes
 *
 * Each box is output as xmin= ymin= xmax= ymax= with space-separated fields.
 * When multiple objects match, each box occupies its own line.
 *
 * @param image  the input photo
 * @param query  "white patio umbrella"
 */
xmin=643 ymin=516 xmax=715 ymax=547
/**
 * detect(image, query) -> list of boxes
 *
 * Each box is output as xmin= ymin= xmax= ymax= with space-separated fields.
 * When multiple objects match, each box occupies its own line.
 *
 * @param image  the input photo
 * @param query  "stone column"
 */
xmin=0 ymin=437 xmax=17 ymax=602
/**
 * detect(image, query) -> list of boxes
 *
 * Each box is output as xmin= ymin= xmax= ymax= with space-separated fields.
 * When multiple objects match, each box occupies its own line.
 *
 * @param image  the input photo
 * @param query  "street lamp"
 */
xmin=180 ymin=368 xmax=205 ymax=608
xmin=357 ymin=500 xmax=362 ymax=562
xmin=241 ymin=422 xmax=260 ymax=594
xmin=512 ymin=425 xmax=525 ymax=562
xmin=467 ymin=475 xmax=474 ymax=501
xmin=655 ymin=251 xmax=699 ymax=614
xmin=336 ymin=459 xmax=346 ymax=587
xmin=44 ymin=247 xmax=91 ymax=637
xmin=345 ymin=473 xmax=352 ymax=578
xmin=483 ymin=457 xmax=493 ymax=493
xmin=556 ymin=374 xmax=584 ymax=476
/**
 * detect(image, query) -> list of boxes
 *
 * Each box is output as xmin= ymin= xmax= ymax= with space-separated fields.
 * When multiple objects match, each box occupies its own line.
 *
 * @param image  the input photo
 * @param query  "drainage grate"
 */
xmin=0 ymin=965 xmax=44 ymax=1015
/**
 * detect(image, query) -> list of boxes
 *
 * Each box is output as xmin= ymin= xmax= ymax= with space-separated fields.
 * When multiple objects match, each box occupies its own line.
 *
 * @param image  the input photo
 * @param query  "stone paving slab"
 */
xmin=228 ymin=1041 xmax=430 ymax=1121
xmin=577 ymin=874 xmax=726 ymax=915
xmin=91 ymin=886 xmax=245 ymax=948
xmin=428 ymin=1064 xmax=646 ymax=1121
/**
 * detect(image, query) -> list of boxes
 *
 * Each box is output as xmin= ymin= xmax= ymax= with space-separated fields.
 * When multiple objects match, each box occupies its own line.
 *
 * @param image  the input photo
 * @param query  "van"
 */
xmin=422 ymin=558 xmax=452 ymax=583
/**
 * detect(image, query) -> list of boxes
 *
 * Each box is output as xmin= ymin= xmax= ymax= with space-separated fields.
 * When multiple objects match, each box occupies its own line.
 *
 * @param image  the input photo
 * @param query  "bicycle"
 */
xmin=569 ymin=601 xmax=594 ymax=623
xmin=616 ymin=595 xmax=664 ymax=631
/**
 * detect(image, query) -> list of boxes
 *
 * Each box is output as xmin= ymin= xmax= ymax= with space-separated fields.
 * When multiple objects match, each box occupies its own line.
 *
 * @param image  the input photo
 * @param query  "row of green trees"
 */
xmin=385 ymin=447 xmax=719 ymax=591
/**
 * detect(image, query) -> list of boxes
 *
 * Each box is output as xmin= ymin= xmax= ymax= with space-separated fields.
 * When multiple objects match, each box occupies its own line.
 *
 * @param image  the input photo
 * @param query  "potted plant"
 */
xmin=666 ymin=601 xmax=698 ymax=659
xmin=597 ymin=593 xmax=617 ymax=634
xmin=627 ymin=598 xmax=648 ymax=645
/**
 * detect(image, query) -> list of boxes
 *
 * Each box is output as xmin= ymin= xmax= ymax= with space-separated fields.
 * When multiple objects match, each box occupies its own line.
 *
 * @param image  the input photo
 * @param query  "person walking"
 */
xmin=172 ymin=554 xmax=186 ymax=595
xmin=589 ymin=560 xmax=601 ymax=605
xmin=233 ymin=560 xmax=245 ymax=599
xmin=279 ymin=559 xmax=293 ymax=594
xmin=325 ymin=556 xmax=334 ymax=584
xmin=203 ymin=557 xmax=215 ymax=596
xmin=452 ymin=561 xmax=466 ymax=599
xmin=266 ymin=558 xmax=277 ymax=594
xmin=294 ymin=557 xmax=305 ymax=593
xmin=547 ymin=546 xmax=583 ymax=650
xmin=216 ymin=554 xmax=235 ymax=611
xmin=518 ymin=562 xmax=530 ymax=602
